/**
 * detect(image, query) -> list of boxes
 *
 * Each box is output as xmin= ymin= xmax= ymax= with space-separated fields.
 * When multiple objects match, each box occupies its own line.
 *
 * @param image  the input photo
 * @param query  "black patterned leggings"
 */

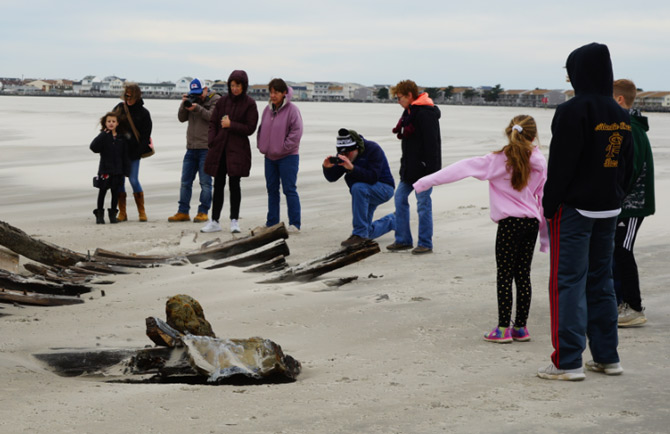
xmin=495 ymin=217 xmax=539 ymax=328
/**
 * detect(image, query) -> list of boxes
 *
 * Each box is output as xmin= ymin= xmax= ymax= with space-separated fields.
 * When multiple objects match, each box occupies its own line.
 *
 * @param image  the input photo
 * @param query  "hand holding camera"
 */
xmin=183 ymin=94 xmax=200 ymax=109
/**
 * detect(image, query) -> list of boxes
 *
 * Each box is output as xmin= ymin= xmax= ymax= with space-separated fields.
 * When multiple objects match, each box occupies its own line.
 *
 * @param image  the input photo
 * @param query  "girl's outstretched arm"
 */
xmin=413 ymin=153 xmax=494 ymax=193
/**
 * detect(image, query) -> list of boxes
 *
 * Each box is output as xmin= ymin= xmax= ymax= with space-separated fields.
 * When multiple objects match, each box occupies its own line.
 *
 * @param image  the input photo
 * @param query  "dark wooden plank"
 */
xmin=260 ymin=240 xmax=380 ymax=283
xmin=0 ymin=220 xmax=87 ymax=267
xmin=0 ymin=269 xmax=91 ymax=296
xmin=204 ymin=240 xmax=290 ymax=270
xmin=0 ymin=288 xmax=84 ymax=306
xmin=185 ymin=223 xmax=289 ymax=264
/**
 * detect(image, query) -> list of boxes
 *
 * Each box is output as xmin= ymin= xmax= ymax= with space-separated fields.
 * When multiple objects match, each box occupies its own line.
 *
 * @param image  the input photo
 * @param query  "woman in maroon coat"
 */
xmin=201 ymin=70 xmax=259 ymax=233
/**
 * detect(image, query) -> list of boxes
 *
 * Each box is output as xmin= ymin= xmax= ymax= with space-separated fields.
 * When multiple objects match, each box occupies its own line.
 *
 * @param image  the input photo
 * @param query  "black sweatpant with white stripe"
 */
xmin=613 ymin=217 xmax=645 ymax=311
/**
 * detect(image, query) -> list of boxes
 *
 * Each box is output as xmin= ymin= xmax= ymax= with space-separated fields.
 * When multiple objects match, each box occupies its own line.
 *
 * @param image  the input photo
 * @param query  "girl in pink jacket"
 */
xmin=414 ymin=115 xmax=548 ymax=344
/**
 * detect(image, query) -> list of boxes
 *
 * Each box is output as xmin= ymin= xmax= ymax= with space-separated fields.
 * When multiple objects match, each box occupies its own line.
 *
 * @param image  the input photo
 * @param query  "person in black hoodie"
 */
xmin=537 ymin=43 xmax=633 ymax=381
xmin=387 ymin=80 xmax=442 ymax=255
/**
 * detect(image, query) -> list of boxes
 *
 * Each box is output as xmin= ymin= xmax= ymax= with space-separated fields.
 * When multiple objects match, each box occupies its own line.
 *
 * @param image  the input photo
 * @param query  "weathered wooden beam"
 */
xmin=185 ymin=223 xmax=289 ymax=264
xmin=91 ymin=250 xmax=188 ymax=268
xmin=73 ymin=262 xmax=130 ymax=275
xmin=0 ymin=247 xmax=19 ymax=273
xmin=0 ymin=270 xmax=91 ymax=296
xmin=243 ymin=255 xmax=288 ymax=273
xmin=0 ymin=288 xmax=84 ymax=306
xmin=204 ymin=239 xmax=290 ymax=270
xmin=0 ymin=220 xmax=87 ymax=267
xmin=23 ymin=263 xmax=93 ymax=285
xmin=260 ymin=240 xmax=381 ymax=283
xmin=145 ymin=316 xmax=181 ymax=348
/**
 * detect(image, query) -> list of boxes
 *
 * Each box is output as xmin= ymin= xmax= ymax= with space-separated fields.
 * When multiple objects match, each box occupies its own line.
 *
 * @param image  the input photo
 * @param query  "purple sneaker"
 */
xmin=484 ymin=326 xmax=512 ymax=343
xmin=512 ymin=326 xmax=531 ymax=342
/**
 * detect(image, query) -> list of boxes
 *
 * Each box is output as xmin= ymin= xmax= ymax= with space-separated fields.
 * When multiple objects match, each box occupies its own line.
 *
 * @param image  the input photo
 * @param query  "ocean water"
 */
xmin=1 ymin=95 xmax=667 ymax=210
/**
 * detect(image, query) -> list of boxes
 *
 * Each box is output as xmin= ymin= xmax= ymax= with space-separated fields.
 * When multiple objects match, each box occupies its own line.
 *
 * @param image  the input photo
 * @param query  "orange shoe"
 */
xmin=193 ymin=213 xmax=209 ymax=223
xmin=168 ymin=212 xmax=190 ymax=222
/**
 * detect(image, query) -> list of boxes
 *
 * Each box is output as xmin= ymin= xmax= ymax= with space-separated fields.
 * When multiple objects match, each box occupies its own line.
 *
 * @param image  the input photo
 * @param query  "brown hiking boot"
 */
xmin=168 ymin=212 xmax=190 ymax=222
xmin=386 ymin=242 xmax=413 ymax=251
xmin=411 ymin=246 xmax=433 ymax=255
xmin=193 ymin=213 xmax=209 ymax=223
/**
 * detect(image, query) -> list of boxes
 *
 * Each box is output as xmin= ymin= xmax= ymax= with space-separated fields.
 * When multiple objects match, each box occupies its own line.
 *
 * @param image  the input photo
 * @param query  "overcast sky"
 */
xmin=2 ymin=0 xmax=669 ymax=91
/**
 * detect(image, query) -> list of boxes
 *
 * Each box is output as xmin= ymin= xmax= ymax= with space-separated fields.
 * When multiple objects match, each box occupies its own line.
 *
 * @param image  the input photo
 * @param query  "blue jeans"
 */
xmin=265 ymin=155 xmax=300 ymax=228
xmin=178 ymin=149 xmax=212 ymax=215
xmin=547 ymin=206 xmax=619 ymax=370
xmin=393 ymin=180 xmax=433 ymax=248
xmin=119 ymin=159 xmax=142 ymax=193
xmin=350 ymin=182 xmax=395 ymax=238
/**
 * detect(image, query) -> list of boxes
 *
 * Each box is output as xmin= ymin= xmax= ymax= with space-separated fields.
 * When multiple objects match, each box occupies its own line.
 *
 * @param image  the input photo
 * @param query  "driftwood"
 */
xmin=73 ymin=262 xmax=130 ymax=275
xmin=0 ymin=270 xmax=92 ymax=296
xmin=91 ymin=249 xmax=189 ymax=268
xmin=260 ymin=239 xmax=381 ymax=283
xmin=243 ymin=255 xmax=288 ymax=273
xmin=0 ymin=247 xmax=19 ymax=273
xmin=185 ymin=223 xmax=289 ymax=264
xmin=0 ymin=220 xmax=87 ymax=267
xmin=0 ymin=288 xmax=84 ymax=306
xmin=23 ymin=263 xmax=94 ymax=285
xmin=204 ymin=239 xmax=290 ymax=270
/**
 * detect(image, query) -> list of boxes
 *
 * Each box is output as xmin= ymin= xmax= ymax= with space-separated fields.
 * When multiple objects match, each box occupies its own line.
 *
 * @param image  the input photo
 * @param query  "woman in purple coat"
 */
xmin=201 ymin=70 xmax=259 ymax=233
xmin=256 ymin=78 xmax=304 ymax=232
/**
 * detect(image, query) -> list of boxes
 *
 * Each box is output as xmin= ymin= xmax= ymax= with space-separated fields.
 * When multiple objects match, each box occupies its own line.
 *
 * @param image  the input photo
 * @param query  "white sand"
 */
xmin=1 ymin=98 xmax=669 ymax=433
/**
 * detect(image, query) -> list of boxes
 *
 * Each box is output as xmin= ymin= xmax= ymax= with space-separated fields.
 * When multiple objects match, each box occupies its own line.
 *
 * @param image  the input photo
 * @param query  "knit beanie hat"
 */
xmin=336 ymin=128 xmax=365 ymax=154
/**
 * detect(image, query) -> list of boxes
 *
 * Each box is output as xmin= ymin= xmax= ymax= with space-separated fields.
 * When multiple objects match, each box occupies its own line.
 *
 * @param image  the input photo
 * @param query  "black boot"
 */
xmin=93 ymin=209 xmax=105 ymax=224
xmin=108 ymin=208 xmax=119 ymax=224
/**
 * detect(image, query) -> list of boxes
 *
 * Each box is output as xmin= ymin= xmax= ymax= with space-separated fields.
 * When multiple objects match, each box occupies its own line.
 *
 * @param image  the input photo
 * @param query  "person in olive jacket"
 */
xmin=201 ymin=70 xmax=259 ymax=233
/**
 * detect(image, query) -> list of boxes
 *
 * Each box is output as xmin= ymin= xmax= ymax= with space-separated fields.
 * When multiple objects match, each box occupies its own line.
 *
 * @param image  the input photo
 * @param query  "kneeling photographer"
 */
xmin=323 ymin=128 xmax=396 ymax=247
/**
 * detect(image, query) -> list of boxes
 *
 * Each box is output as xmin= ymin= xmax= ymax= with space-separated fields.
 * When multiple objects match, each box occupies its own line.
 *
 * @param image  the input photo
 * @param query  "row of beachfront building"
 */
xmin=2 ymin=75 xmax=670 ymax=109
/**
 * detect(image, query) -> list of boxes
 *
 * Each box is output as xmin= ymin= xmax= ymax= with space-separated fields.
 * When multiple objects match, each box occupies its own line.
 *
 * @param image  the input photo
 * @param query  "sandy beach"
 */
xmin=1 ymin=97 xmax=669 ymax=433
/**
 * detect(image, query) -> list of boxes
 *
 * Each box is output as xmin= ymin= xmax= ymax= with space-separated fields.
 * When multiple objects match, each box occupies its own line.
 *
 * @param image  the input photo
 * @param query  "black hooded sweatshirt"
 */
xmin=542 ymin=42 xmax=633 ymax=219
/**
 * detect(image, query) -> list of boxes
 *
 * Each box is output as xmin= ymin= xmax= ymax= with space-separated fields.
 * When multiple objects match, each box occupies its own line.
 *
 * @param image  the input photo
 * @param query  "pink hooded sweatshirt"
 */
xmin=256 ymin=86 xmax=304 ymax=161
xmin=413 ymin=146 xmax=549 ymax=252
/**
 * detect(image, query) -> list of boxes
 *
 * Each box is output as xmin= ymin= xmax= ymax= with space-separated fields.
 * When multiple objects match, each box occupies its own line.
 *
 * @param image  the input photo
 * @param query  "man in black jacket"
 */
xmin=387 ymin=80 xmax=442 ymax=255
xmin=538 ymin=43 xmax=633 ymax=381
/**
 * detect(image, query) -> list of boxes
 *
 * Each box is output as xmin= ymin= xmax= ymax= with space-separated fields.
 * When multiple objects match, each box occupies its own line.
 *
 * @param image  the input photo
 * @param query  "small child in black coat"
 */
xmin=90 ymin=111 xmax=130 ymax=224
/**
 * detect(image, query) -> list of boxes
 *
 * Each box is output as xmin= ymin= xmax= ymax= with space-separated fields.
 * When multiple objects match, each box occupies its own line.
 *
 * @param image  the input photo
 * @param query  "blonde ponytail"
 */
xmin=496 ymin=115 xmax=538 ymax=191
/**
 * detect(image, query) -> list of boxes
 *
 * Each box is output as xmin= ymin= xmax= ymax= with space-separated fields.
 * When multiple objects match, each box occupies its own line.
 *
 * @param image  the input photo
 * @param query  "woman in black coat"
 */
xmin=113 ymin=82 xmax=152 ymax=222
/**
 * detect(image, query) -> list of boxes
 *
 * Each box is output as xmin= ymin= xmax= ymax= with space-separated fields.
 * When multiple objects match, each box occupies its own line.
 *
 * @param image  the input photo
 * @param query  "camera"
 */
xmin=329 ymin=156 xmax=343 ymax=164
xmin=183 ymin=94 xmax=200 ymax=108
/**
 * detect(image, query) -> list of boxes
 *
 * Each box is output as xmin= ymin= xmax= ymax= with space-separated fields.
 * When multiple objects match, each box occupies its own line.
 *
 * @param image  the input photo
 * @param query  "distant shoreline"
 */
xmin=2 ymin=92 xmax=670 ymax=112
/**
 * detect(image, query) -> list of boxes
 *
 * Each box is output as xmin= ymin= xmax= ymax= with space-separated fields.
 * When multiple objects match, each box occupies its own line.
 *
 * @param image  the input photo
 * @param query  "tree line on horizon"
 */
xmin=377 ymin=84 xmax=505 ymax=102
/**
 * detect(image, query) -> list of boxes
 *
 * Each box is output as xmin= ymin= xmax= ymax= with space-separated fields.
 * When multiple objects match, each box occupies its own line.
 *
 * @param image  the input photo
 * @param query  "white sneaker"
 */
xmin=618 ymin=303 xmax=647 ymax=327
xmin=537 ymin=363 xmax=585 ymax=381
xmin=200 ymin=220 xmax=222 ymax=233
xmin=288 ymin=224 xmax=300 ymax=234
xmin=585 ymin=360 xmax=624 ymax=375
xmin=230 ymin=219 xmax=241 ymax=233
